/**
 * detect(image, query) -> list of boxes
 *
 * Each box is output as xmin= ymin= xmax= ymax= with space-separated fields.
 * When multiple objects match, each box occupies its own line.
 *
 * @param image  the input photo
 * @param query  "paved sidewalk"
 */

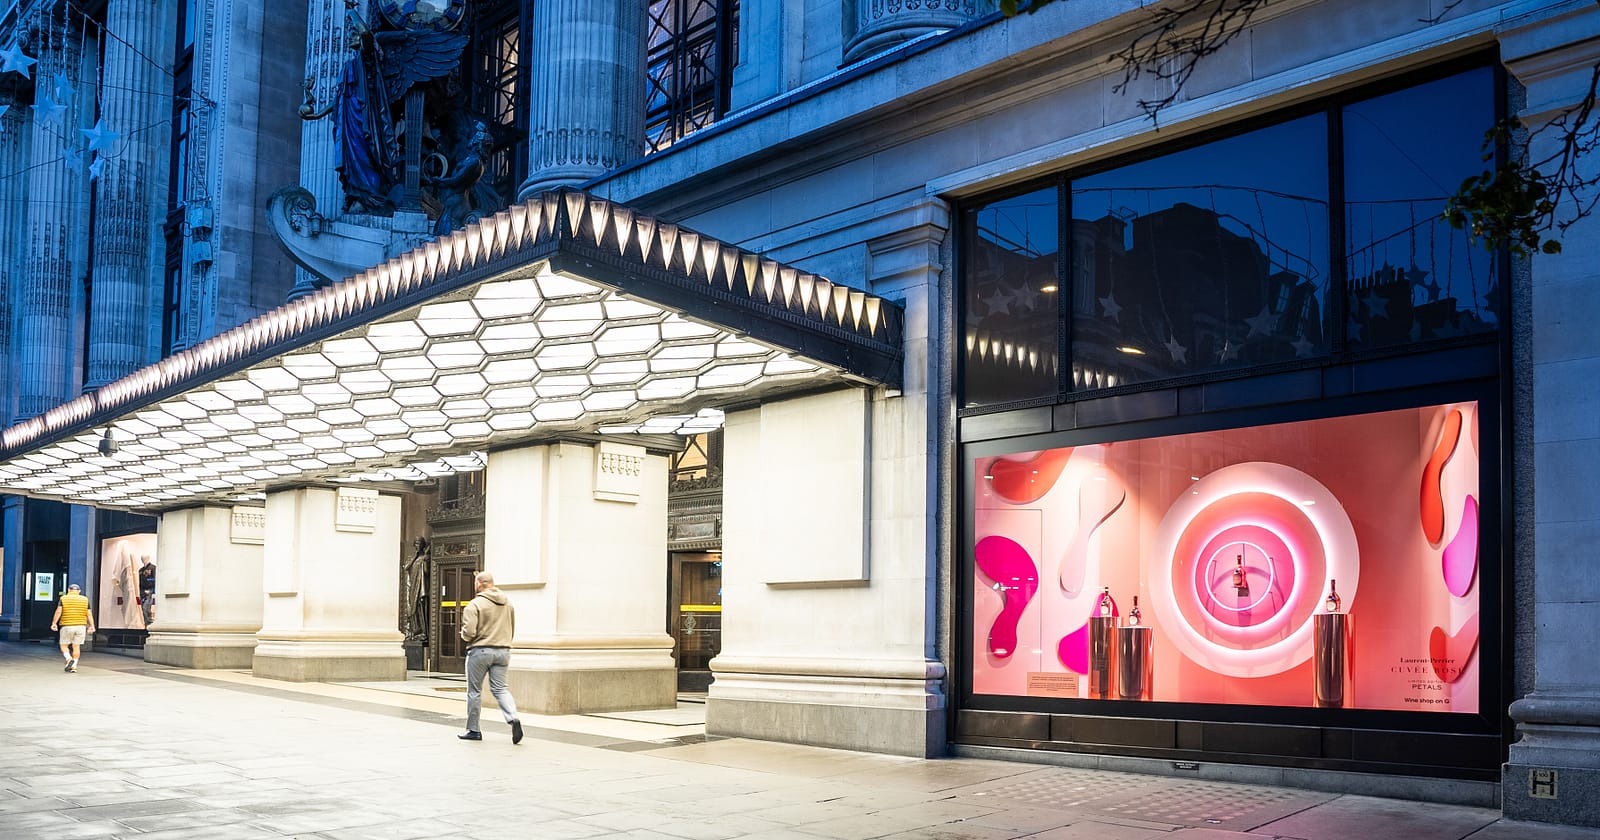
xmin=0 ymin=641 xmax=1594 ymax=840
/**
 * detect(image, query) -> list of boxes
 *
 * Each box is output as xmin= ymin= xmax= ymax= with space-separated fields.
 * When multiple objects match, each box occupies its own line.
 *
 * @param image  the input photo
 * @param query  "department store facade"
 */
xmin=0 ymin=0 xmax=1596 ymax=828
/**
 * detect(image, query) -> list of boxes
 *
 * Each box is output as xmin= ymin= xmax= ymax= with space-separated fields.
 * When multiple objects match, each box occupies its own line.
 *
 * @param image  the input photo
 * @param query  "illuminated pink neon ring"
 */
xmin=1149 ymin=461 xmax=1360 ymax=678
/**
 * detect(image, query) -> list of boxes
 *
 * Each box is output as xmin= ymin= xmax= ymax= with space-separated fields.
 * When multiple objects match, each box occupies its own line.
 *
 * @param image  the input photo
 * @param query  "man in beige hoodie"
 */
xmin=458 ymin=571 xmax=523 ymax=744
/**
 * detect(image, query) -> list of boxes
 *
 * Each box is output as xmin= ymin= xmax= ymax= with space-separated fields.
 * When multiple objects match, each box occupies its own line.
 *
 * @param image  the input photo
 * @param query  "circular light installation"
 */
xmin=1148 ymin=461 xmax=1358 ymax=678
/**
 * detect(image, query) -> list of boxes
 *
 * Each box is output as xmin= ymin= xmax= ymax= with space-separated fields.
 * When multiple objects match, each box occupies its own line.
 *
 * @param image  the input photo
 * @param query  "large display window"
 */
xmin=98 ymin=533 xmax=157 ymax=631
xmin=969 ymin=401 xmax=1484 ymax=713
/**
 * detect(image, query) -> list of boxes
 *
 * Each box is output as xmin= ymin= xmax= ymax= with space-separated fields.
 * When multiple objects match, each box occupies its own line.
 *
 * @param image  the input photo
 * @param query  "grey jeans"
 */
xmin=465 ymin=646 xmax=519 ymax=732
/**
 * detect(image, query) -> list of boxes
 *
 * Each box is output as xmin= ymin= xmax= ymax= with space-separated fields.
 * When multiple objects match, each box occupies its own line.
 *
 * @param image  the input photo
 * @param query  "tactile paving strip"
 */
xmin=955 ymin=768 xmax=1332 ymax=828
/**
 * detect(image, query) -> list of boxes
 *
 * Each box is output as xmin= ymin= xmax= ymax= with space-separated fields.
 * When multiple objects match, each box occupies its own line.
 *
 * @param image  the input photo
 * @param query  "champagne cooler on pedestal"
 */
xmin=1088 ymin=615 xmax=1117 ymax=699
xmin=1313 ymin=612 xmax=1351 ymax=708
xmin=1117 ymin=625 xmax=1153 ymax=700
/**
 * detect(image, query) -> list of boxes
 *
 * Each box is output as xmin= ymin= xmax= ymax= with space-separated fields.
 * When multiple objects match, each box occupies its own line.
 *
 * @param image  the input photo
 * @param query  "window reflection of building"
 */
xmin=959 ymin=66 xmax=1499 ymax=411
xmin=646 ymin=0 xmax=740 ymax=152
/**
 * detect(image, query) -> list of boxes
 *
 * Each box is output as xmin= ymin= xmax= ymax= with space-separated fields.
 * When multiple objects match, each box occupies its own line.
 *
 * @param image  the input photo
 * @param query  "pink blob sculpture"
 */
xmin=1442 ymin=495 xmax=1479 ymax=597
xmin=975 ymin=535 xmax=1039 ymax=659
xmin=1420 ymin=409 xmax=1462 ymax=544
xmin=1057 ymin=622 xmax=1089 ymax=674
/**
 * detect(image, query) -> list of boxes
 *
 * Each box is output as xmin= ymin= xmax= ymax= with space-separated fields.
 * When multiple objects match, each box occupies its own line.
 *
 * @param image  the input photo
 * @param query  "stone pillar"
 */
xmin=1499 ymin=6 xmax=1600 ymax=828
xmin=843 ymin=0 xmax=977 ymax=65
xmin=0 ymin=85 xmax=28 ymax=422
xmin=17 ymin=14 xmax=88 ymax=418
xmin=85 ymin=0 xmax=175 ymax=389
xmin=252 ymin=487 xmax=405 ymax=681
xmin=711 ymin=387 xmax=947 ymax=758
xmin=519 ymin=0 xmax=646 ymax=197
xmin=484 ymin=441 xmax=676 ymax=714
xmin=144 ymin=506 xmax=264 ymax=669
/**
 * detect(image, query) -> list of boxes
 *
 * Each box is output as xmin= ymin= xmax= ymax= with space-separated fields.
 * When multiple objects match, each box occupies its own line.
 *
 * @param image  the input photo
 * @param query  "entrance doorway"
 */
xmin=669 ymin=551 xmax=721 ymax=692
xmin=434 ymin=561 xmax=477 ymax=673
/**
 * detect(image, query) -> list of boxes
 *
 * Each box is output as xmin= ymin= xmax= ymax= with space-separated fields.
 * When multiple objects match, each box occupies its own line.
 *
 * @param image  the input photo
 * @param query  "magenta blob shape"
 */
xmin=1442 ymin=495 xmax=1479 ymax=597
xmin=975 ymin=535 xmax=1039 ymax=660
xmin=1057 ymin=622 xmax=1089 ymax=674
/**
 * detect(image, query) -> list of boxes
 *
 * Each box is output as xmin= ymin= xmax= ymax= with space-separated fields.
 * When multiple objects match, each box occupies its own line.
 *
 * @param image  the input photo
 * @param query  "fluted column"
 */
xmin=1500 ymin=6 xmax=1600 ymax=829
xmin=519 ymin=0 xmax=645 ymax=198
xmin=17 ymin=12 xmax=89 ymax=418
xmin=843 ymin=0 xmax=977 ymax=65
xmin=0 ymin=86 xmax=29 ymax=423
xmin=85 ymin=0 xmax=174 ymax=389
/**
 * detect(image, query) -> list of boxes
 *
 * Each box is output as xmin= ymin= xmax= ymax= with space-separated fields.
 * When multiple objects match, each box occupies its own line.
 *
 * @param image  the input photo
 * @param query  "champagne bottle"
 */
xmin=1127 ymin=595 xmax=1141 ymax=627
xmin=1324 ymin=578 xmax=1341 ymax=613
xmin=1232 ymin=555 xmax=1249 ymax=596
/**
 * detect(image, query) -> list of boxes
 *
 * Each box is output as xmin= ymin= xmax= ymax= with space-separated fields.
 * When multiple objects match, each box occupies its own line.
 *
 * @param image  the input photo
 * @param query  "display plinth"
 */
xmin=1314 ymin=612 xmax=1351 ymax=708
xmin=1117 ymin=626 xmax=1153 ymax=700
xmin=1088 ymin=615 xmax=1117 ymax=699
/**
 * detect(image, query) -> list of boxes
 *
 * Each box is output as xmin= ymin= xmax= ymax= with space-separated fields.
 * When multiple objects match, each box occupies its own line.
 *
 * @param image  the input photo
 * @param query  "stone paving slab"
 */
xmin=3 ymin=641 xmax=1599 ymax=840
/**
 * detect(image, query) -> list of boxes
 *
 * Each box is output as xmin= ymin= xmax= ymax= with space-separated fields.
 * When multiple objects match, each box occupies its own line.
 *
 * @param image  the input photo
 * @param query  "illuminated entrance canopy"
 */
xmin=0 ymin=190 xmax=904 ymax=511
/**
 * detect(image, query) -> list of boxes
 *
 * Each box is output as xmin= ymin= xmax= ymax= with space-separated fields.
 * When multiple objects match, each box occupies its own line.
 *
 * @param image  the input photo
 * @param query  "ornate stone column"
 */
xmin=85 ymin=0 xmax=175 ymax=389
xmin=518 ymin=0 xmax=646 ymax=198
xmin=16 ymin=12 xmax=88 ymax=417
xmin=1499 ymin=5 xmax=1600 ymax=829
xmin=0 ymin=84 xmax=29 ymax=422
xmin=485 ymin=442 xmax=677 ymax=713
xmin=843 ymin=0 xmax=977 ymax=65
xmin=145 ymin=506 xmax=265 ymax=669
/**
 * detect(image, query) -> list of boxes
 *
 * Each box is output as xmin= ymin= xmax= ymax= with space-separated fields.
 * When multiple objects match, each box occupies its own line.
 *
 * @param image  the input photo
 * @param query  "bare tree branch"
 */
xmin=1108 ymin=0 xmax=1272 ymax=125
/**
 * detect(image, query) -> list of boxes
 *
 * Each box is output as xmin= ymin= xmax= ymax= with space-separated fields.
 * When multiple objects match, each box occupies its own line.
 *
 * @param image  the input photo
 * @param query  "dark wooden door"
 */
xmin=434 ymin=562 xmax=476 ymax=674
xmin=669 ymin=552 xmax=722 ymax=692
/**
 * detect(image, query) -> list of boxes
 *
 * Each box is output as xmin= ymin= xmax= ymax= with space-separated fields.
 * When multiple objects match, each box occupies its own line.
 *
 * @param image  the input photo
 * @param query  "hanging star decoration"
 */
xmin=1243 ymin=305 xmax=1276 ymax=339
xmin=1291 ymin=334 xmax=1317 ymax=358
xmin=1098 ymin=292 xmax=1123 ymax=324
xmin=32 ymin=88 xmax=66 ymax=124
xmin=52 ymin=70 xmax=74 ymax=103
xmin=81 ymin=118 xmax=119 ymax=153
xmin=88 ymin=154 xmax=106 ymax=181
xmin=0 ymin=42 xmax=36 ymax=79
xmin=1164 ymin=334 xmax=1188 ymax=364
xmin=1346 ymin=318 xmax=1364 ymax=343
xmin=1216 ymin=340 xmax=1239 ymax=363
xmin=61 ymin=144 xmax=84 ymax=174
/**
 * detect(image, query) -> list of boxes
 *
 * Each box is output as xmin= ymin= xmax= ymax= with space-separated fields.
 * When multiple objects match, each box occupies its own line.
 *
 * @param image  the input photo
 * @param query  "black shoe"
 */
xmin=458 ymin=731 xmax=482 ymax=741
xmin=511 ymin=720 xmax=523 ymax=745
xmin=64 ymin=661 xmax=72 ymax=672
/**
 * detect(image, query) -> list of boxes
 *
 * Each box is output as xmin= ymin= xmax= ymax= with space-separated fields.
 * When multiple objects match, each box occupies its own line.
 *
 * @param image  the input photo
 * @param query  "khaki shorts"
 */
xmin=58 ymin=625 xmax=86 ymax=646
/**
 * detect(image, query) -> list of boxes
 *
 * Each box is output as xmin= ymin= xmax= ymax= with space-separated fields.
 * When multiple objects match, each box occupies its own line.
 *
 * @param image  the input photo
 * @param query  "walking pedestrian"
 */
xmin=458 ymin=571 xmax=522 ymax=744
xmin=50 ymin=583 xmax=95 ymax=673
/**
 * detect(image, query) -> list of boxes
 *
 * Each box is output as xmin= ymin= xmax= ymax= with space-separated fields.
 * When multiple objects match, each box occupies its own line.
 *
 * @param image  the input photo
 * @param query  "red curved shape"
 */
xmin=989 ymin=448 xmax=1073 ymax=504
xmin=975 ymin=535 xmax=1039 ymax=659
xmin=1057 ymin=622 xmax=1089 ymax=674
xmin=1442 ymin=495 xmax=1479 ymax=597
xmin=1420 ymin=410 xmax=1462 ymax=544
xmin=1429 ymin=612 xmax=1480 ymax=685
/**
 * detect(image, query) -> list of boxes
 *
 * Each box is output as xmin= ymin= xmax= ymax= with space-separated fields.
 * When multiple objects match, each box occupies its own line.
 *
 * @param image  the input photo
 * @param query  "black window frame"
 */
xmin=955 ymin=56 xmax=1511 ymax=417
xmin=645 ymin=0 xmax=740 ymax=153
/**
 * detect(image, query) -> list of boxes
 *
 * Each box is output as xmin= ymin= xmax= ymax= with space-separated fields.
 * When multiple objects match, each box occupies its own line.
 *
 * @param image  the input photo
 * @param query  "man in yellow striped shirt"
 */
xmin=50 ymin=583 xmax=95 ymax=673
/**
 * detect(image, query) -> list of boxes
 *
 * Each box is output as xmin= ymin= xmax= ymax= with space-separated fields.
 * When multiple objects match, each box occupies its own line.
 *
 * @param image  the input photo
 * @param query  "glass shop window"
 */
xmin=961 ymin=188 xmax=1062 ymax=409
xmin=1070 ymin=115 xmax=1331 ymax=390
xmin=1343 ymin=68 xmax=1499 ymax=349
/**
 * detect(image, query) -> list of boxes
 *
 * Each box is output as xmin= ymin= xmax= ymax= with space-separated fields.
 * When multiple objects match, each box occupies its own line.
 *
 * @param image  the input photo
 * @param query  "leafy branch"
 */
xmin=1445 ymin=63 xmax=1600 ymax=256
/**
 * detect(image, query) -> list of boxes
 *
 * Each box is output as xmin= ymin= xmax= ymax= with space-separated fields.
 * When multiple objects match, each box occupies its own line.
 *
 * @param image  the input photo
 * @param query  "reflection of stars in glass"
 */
xmin=1244 ymin=306 xmax=1276 ymax=339
xmin=1482 ymin=283 xmax=1503 ymax=319
xmin=0 ymin=43 xmax=36 ymax=78
xmin=1099 ymin=292 xmax=1122 ymax=323
xmin=1409 ymin=321 xmax=1423 ymax=342
xmin=1422 ymin=277 xmax=1442 ymax=302
xmin=1346 ymin=318 xmax=1364 ymax=343
xmin=88 ymin=155 xmax=106 ymax=181
xmin=61 ymin=145 xmax=84 ymax=173
xmin=1361 ymin=291 xmax=1389 ymax=319
xmin=1216 ymin=340 xmax=1239 ymax=363
xmin=1291 ymin=334 xmax=1316 ymax=358
xmin=1164 ymin=335 xmax=1188 ymax=364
